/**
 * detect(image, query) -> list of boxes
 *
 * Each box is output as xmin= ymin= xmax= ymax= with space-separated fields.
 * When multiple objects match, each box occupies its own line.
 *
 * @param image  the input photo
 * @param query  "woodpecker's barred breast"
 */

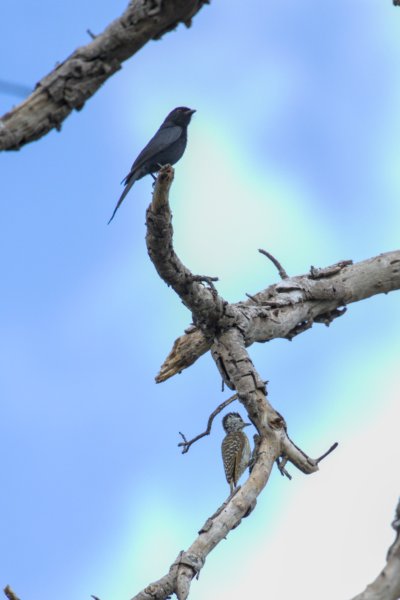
xmin=222 ymin=431 xmax=251 ymax=487
xmin=221 ymin=412 xmax=251 ymax=493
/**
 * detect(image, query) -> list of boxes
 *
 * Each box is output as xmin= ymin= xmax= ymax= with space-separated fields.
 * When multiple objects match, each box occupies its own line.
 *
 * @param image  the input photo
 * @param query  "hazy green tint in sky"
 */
xmin=0 ymin=2 xmax=399 ymax=600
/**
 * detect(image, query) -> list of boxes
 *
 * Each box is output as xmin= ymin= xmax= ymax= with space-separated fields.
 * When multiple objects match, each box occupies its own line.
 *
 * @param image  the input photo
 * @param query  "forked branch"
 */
xmin=132 ymin=166 xmax=345 ymax=599
xmin=178 ymin=393 xmax=238 ymax=453
xmin=156 ymin=251 xmax=400 ymax=382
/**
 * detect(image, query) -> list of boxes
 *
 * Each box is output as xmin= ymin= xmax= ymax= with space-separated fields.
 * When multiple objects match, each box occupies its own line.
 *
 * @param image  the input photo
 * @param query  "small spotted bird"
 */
xmin=221 ymin=412 xmax=251 ymax=494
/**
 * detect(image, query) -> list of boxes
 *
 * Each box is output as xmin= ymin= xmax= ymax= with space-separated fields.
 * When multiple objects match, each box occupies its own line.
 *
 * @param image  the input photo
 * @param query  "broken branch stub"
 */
xmin=157 ymin=250 xmax=400 ymax=382
xmin=140 ymin=167 xmax=338 ymax=598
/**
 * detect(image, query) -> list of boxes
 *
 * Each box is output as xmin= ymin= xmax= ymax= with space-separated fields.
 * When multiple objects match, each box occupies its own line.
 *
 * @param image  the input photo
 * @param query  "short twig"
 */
xmin=190 ymin=274 xmax=219 ymax=292
xmin=178 ymin=394 xmax=238 ymax=453
xmin=276 ymin=457 xmax=293 ymax=480
xmin=245 ymin=292 xmax=260 ymax=304
xmin=258 ymin=248 xmax=289 ymax=279
xmin=4 ymin=587 xmax=20 ymax=600
xmin=316 ymin=442 xmax=338 ymax=464
xmin=86 ymin=29 xmax=97 ymax=39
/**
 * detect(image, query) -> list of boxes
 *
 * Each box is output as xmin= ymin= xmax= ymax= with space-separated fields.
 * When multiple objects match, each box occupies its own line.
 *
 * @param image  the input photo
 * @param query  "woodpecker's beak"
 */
xmin=243 ymin=422 xmax=251 ymax=428
xmin=186 ymin=108 xmax=196 ymax=115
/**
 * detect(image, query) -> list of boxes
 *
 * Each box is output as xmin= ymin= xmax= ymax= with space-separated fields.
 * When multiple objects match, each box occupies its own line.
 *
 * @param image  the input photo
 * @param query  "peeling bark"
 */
xmin=131 ymin=166 xmax=341 ymax=599
xmin=156 ymin=251 xmax=400 ymax=382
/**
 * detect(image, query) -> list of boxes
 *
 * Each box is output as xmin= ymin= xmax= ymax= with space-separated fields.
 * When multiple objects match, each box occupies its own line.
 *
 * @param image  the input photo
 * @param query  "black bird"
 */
xmin=108 ymin=106 xmax=196 ymax=223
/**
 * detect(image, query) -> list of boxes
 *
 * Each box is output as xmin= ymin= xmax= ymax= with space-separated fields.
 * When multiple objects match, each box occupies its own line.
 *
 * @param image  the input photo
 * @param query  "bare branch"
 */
xmin=140 ymin=166 xmax=333 ymax=599
xmin=178 ymin=393 xmax=238 ymax=453
xmin=258 ymin=248 xmax=289 ymax=279
xmin=157 ymin=251 xmax=400 ymax=382
xmin=156 ymin=327 xmax=209 ymax=383
xmin=131 ymin=417 xmax=325 ymax=600
xmin=130 ymin=552 xmax=182 ymax=600
xmin=0 ymin=1 xmax=207 ymax=151
xmin=245 ymin=292 xmax=260 ymax=303
xmin=131 ymin=436 xmax=279 ymax=600
xmin=146 ymin=165 xmax=226 ymax=327
xmin=350 ymin=497 xmax=400 ymax=600
xmin=276 ymin=457 xmax=293 ymax=480
xmin=316 ymin=442 xmax=339 ymax=464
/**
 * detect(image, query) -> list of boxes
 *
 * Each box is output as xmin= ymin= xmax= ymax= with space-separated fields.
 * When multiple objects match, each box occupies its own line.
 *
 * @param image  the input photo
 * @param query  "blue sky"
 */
xmin=1 ymin=2 xmax=399 ymax=599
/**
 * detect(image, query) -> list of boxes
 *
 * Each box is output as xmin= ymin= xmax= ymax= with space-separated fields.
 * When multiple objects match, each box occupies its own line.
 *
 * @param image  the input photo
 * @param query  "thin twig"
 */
xmin=246 ymin=292 xmax=260 ymax=303
xmin=276 ymin=457 xmax=293 ymax=480
xmin=276 ymin=442 xmax=338 ymax=478
xmin=190 ymin=274 xmax=219 ymax=293
xmin=258 ymin=248 xmax=289 ymax=279
xmin=316 ymin=442 xmax=339 ymax=464
xmin=178 ymin=394 xmax=238 ymax=453
xmin=0 ymin=2 xmax=207 ymax=151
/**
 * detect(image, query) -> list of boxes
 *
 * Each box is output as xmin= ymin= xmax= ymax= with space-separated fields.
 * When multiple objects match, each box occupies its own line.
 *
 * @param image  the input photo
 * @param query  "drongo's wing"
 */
xmin=129 ymin=124 xmax=183 ymax=174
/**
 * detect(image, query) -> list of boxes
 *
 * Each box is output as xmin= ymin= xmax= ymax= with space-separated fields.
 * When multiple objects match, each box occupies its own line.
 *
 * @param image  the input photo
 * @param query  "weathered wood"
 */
xmin=136 ymin=166 xmax=343 ymax=600
xmin=0 ymin=1 xmax=208 ymax=151
xmin=157 ymin=251 xmax=400 ymax=382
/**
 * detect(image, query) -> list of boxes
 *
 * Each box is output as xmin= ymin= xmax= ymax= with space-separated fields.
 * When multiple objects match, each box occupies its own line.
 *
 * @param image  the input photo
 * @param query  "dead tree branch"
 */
xmin=130 ymin=165 xmax=340 ymax=599
xmin=131 ymin=424 xmax=330 ymax=600
xmin=156 ymin=250 xmax=400 ymax=382
xmin=0 ymin=1 xmax=208 ymax=151
xmin=316 ymin=442 xmax=338 ymax=464
xmin=350 ymin=497 xmax=400 ymax=600
xmin=178 ymin=393 xmax=238 ymax=453
xmin=258 ymin=248 xmax=289 ymax=279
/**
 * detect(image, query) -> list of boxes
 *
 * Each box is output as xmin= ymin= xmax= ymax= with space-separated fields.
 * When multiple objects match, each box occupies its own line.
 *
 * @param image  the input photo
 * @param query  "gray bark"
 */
xmin=131 ymin=165 xmax=400 ymax=600
xmin=156 ymin=248 xmax=400 ymax=383
xmin=0 ymin=0 xmax=207 ymax=151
